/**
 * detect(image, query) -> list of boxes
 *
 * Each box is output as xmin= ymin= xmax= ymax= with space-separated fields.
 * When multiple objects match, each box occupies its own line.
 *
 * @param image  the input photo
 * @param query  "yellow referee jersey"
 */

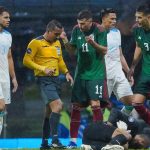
xmin=23 ymin=36 xmax=68 ymax=76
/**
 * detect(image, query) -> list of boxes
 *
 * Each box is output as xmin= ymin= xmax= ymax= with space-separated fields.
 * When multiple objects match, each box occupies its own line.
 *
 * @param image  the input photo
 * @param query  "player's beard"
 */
xmin=142 ymin=20 xmax=150 ymax=31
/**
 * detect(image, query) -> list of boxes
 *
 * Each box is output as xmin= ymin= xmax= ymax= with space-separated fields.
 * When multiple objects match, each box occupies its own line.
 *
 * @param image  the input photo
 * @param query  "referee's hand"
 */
xmin=66 ymin=72 xmax=74 ymax=86
xmin=44 ymin=68 xmax=56 ymax=76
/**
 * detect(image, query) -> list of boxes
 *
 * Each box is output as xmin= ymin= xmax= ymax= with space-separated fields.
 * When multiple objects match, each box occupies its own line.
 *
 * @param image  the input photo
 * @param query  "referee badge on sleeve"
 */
xmin=26 ymin=48 xmax=32 ymax=54
xmin=56 ymin=46 xmax=61 ymax=55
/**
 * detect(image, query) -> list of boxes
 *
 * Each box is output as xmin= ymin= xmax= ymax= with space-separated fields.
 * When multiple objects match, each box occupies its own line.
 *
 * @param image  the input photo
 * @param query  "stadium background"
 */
xmin=0 ymin=0 xmax=147 ymax=139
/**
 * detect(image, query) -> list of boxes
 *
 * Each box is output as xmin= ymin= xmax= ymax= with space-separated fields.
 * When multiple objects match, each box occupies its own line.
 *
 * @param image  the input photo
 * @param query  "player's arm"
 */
xmin=64 ymin=42 xmax=76 ymax=55
xmin=127 ymin=42 xmax=142 ymax=80
xmin=23 ymin=40 xmax=46 ymax=72
xmin=131 ymin=42 xmax=142 ymax=68
xmin=85 ymin=26 xmax=107 ymax=55
xmin=120 ymin=48 xmax=130 ymax=73
xmin=60 ymin=31 xmax=76 ymax=55
xmin=8 ymin=48 xmax=18 ymax=93
xmin=85 ymin=36 xmax=107 ymax=55
xmin=58 ymin=56 xmax=69 ymax=75
xmin=58 ymin=51 xmax=74 ymax=86
xmin=120 ymin=48 xmax=134 ymax=85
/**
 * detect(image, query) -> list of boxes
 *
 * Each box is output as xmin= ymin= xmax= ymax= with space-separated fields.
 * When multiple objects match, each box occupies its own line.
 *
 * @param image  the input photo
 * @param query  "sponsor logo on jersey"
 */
xmin=26 ymin=48 xmax=32 ymax=54
xmin=138 ymin=36 xmax=141 ymax=40
xmin=78 ymin=36 xmax=81 ymax=40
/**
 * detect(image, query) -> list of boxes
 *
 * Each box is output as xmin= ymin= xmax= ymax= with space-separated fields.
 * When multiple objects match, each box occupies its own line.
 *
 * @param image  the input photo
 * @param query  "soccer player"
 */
xmin=23 ymin=20 xmax=73 ymax=149
xmin=100 ymin=8 xmax=134 ymax=114
xmin=0 ymin=6 xmax=18 ymax=135
xmin=127 ymin=2 xmax=150 ymax=125
xmin=61 ymin=9 xmax=109 ymax=148
xmin=81 ymin=108 xmax=150 ymax=150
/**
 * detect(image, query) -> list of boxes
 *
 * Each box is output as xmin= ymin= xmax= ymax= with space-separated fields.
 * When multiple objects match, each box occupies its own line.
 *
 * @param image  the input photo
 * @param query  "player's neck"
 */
xmin=43 ymin=33 xmax=53 ymax=43
xmin=0 ymin=26 xmax=3 ymax=32
xmin=101 ymin=23 xmax=109 ymax=30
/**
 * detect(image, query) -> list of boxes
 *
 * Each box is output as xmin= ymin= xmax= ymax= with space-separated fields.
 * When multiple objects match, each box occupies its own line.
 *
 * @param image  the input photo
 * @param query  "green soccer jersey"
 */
xmin=133 ymin=26 xmax=150 ymax=76
xmin=70 ymin=23 xmax=107 ymax=80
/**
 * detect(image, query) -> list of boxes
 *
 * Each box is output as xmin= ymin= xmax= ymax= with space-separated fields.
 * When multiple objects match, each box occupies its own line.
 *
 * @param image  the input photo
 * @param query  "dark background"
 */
xmin=0 ymin=0 xmax=146 ymax=138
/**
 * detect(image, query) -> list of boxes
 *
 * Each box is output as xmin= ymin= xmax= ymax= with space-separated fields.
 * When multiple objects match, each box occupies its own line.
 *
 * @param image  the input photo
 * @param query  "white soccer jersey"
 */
xmin=0 ymin=29 xmax=12 ymax=83
xmin=105 ymin=28 xmax=133 ymax=99
xmin=105 ymin=28 xmax=122 ymax=79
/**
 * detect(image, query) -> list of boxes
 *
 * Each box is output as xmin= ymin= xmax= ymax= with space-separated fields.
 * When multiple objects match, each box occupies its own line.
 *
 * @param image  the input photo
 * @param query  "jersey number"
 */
xmin=82 ymin=43 xmax=89 ymax=52
xmin=144 ymin=43 xmax=149 ymax=51
xmin=95 ymin=85 xmax=102 ymax=98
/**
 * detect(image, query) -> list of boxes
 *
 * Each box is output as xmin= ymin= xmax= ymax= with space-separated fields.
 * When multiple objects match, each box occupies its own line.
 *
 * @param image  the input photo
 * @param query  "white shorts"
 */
xmin=0 ymin=82 xmax=11 ymax=104
xmin=107 ymin=74 xmax=133 ymax=100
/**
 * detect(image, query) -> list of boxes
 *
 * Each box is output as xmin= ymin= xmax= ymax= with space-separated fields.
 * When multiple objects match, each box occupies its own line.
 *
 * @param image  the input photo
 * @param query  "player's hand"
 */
xmin=12 ymin=77 xmax=18 ymax=93
xmin=127 ymin=67 xmax=134 ymax=83
xmin=85 ymin=36 xmax=94 ymax=45
xmin=60 ymin=31 xmax=68 ymax=44
xmin=129 ymin=76 xmax=134 ymax=87
xmin=65 ymin=72 xmax=74 ymax=86
xmin=44 ymin=68 xmax=56 ymax=76
xmin=117 ymin=120 xmax=128 ymax=130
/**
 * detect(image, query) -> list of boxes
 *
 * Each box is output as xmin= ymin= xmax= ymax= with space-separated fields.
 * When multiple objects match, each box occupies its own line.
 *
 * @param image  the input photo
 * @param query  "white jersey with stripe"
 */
xmin=105 ymin=28 xmax=123 ymax=79
xmin=0 ymin=29 xmax=12 ymax=82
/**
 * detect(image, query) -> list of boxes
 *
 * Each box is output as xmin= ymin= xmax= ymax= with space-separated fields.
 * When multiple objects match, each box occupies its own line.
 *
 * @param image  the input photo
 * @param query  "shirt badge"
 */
xmin=26 ymin=48 xmax=32 ymax=54
xmin=56 ymin=46 xmax=61 ymax=55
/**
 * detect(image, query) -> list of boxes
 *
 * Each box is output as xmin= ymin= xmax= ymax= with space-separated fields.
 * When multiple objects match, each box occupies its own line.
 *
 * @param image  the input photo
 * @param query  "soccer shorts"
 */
xmin=134 ymin=74 xmax=150 ymax=98
xmin=71 ymin=77 xmax=109 ymax=107
xmin=107 ymin=74 xmax=133 ymax=100
xmin=0 ymin=82 xmax=11 ymax=104
xmin=37 ymin=76 xmax=61 ymax=104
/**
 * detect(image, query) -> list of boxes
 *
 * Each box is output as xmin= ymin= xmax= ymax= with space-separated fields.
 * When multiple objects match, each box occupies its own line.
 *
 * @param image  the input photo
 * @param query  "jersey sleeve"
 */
xmin=132 ymin=26 xmax=140 ymax=47
xmin=118 ymin=29 xmax=121 ymax=47
xmin=70 ymin=27 xmax=77 ymax=46
xmin=23 ymin=39 xmax=46 ymax=71
xmin=9 ymin=33 xmax=12 ymax=47
xmin=7 ymin=32 xmax=12 ymax=49
xmin=98 ymin=30 xmax=107 ymax=47
xmin=132 ymin=25 xmax=139 ymax=41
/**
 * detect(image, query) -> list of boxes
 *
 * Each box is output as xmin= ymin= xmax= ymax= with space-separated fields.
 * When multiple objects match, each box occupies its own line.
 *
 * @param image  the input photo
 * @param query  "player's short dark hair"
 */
xmin=46 ymin=20 xmax=62 ymax=32
xmin=136 ymin=2 xmax=150 ymax=15
xmin=77 ymin=9 xmax=92 ymax=20
xmin=0 ymin=6 xmax=9 ymax=15
xmin=100 ymin=8 xmax=116 ymax=19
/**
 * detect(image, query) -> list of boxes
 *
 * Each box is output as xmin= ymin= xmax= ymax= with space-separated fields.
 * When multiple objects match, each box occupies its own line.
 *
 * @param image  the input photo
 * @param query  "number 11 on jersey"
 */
xmin=82 ymin=43 xmax=89 ymax=52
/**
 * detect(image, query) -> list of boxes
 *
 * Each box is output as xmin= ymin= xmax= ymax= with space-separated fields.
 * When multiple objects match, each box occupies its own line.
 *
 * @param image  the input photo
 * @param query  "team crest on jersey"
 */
xmin=55 ymin=46 xmax=61 ymax=55
xmin=26 ymin=48 xmax=32 ymax=54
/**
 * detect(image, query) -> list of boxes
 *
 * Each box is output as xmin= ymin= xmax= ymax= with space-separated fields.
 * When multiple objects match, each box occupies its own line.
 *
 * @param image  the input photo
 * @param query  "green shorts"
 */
xmin=134 ymin=74 xmax=150 ymax=98
xmin=37 ymin=76 xmax=61 ymax=104
xmin=71 ymin=77 xmax=109 ymax=107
